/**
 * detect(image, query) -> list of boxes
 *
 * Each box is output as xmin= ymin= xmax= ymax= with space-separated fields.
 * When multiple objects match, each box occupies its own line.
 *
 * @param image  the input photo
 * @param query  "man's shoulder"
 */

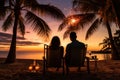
xmin=60 ymin=46 xmax=64 ymax=49
xmin=66 ymin=42 xmax=74 ymax=49
xmin=66 ymin=43 xmax=71 ymax=47
xmin=77 ymin=40 xmax=85 ymax=45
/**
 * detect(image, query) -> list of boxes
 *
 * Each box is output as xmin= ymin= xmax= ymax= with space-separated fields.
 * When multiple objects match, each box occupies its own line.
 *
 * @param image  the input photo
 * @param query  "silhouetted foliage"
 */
xmin=0 ymin=0 xmax=65 ymax=63
xmin=59 ymin=0 xmax=120 ymax=60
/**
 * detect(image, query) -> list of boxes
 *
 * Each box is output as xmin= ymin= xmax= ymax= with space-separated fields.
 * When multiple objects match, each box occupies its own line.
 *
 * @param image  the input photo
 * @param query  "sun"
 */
xmin=69 ymin=18 xmax=79 ymax=26
xmin=71 ymin=18 xmax=76 ymax=24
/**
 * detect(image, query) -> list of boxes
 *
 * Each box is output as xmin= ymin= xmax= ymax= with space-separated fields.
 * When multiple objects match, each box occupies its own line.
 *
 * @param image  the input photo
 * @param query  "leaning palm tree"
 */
xmin=114 ymin=30 xmax=120 ymax=47
xmin=0 ymin=0 xmax=65 ymax=63
xmin=99 ymin=37 xmax=111 ymax=52
xmin=58 ymin=0 xmax=120 ymax=60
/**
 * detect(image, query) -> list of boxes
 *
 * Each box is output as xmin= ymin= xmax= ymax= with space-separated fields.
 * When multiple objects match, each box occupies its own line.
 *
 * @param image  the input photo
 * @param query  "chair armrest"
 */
xmin=43 ymin=56 xmax=47 ymax=62
xmin=62 ymin=56 xmax=65 ymax=59
xmin=62 ymin=56 xmax=65 ymax=62
xmin=43 ymin=56 xmax=45 ymax=60
xmin=85 ymin=56 xmax=90 ymax=60
xmin=85 ymin=56 xmax=90 ymax=63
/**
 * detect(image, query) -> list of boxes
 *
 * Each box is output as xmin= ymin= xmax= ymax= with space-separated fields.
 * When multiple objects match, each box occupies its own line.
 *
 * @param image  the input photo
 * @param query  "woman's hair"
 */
xmin=50 ymin=36 xmax=61 ymax=49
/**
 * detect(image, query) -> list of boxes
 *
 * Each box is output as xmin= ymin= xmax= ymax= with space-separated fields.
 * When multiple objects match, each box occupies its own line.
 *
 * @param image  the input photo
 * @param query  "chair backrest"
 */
xmin=68 ymin=44 xmax=87 ymax=67
xmin=45 ymin=45 xmax=64 ymax=67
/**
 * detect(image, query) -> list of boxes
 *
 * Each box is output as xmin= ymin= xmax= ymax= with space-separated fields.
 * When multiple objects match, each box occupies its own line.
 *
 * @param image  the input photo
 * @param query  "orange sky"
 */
xmin=0 ymin=0 xmax=118 ymax=52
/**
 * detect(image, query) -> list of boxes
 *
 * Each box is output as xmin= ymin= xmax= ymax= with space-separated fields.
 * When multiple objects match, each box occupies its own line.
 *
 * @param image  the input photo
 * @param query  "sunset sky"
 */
xmin=0 ymin=0 xmax=118 ymax=52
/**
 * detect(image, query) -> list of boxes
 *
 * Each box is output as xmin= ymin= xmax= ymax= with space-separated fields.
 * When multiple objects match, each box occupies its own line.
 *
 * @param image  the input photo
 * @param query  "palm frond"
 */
xmin=78 ymin=13 xmax=96 ymax=27
xmin=100 ymin=42 xmax=111 ymax=51
xmin=73 ymin=0 xmax=105 ymax=12
xmin=63 ymin=26 xmax=79 ymax=39
xmin=36 ymin=4 xmax=65 ymax=20
xmin=23 ymin=0 xmax=39 ymax=9
xmin=111 ymin=0 xmax=120 ymax=27
xmin=99 ymin=37 xmax=109 ymax=46
xmin=0 ymin=0 xmax=7 ymax=19
xmin=73 ymin=0 xmax=78 ymax=8
xmin=99 ymin=43 xmax=104 ymax=46
xmin=9 ymin=0 xmax=15 ymax=7
xmin=25 ymin=11 xmax=51 ymax=38
xmin=2 ymin=12 xmax=14 ymax=31
xmin=100 ymin=45 xmax=108 ymax=50
xmin=58 ymin=18 xmax=68 ymax=31
xmin=104 ymin=2 xmax=116 ymax=23
xmin=114 ymin=30 xmax=120 ymax=35
xmin=58 ymin=14 xmax=82 ymax=31
xmin=59 ymin=13 xmax=96 ymax=39
xmin=85 ymin=18 xmax=100 ymax=40
xmin=63 ymin=30 xmax=71 ymax=39
xmin=23 ymin=0 xmax=65 ymax=20
xmin=18 ymin=15 xmax=25 ymax=36
xmin=58 ymin=13 xmax=95 ymax=31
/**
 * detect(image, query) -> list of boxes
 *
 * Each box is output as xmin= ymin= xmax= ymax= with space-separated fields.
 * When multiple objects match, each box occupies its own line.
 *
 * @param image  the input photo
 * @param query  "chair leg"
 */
xmin=66 ymin=66 xmax=69 ymax=75
xmin=56 ymin=67 xmax=59 ymax=71
xmin=62 ymin=58 xmax=65 ymax=75
xmin=63 ymin=66 xmax=65 ymax=75
xmin=43 ymin=57 xmax=46 ymax=75
xmin=77 ymin=67 xmax=81 ymax=72
xmin=86 ymin=57 xmax=90 ymax=74
xmin=43 ymin=60 xmax=45 ymax=75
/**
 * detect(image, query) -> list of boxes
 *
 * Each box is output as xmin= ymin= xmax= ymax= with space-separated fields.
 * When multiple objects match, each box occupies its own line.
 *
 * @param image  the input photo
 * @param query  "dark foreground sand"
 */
xmin=0 ymin=58 xmax=120 ymax=80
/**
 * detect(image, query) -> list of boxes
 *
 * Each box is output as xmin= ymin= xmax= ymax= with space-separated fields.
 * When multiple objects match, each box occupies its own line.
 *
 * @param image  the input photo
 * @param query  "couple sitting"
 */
xmin=47 ymin=32 xmax=86 ymax=73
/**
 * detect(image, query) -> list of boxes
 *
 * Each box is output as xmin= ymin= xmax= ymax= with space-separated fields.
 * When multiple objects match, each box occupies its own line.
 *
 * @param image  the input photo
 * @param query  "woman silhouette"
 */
xmin=48 ymin=36 xmax=64 ymax=71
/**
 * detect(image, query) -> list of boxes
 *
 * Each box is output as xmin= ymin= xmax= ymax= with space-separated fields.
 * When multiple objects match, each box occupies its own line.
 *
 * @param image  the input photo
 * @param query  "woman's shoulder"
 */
xmin=49 ymin=46 xmax=64 ymax=50
xmin=60 ymin=46 xmax=64 ymax=48
xmin=59 ymin=46 xmax=64 ymax=50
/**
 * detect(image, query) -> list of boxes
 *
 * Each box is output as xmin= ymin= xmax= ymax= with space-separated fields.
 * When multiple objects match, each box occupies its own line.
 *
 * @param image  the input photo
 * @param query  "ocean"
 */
xmin=0 ymin=51 xmax=44 ymax=60
xmin=0 ymin=51 xmax=111 ymax=60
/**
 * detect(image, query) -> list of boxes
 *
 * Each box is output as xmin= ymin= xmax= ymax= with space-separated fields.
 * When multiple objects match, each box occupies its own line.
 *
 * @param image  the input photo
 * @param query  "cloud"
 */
xmin=0 ymin=32 xmax=41 ymax=46
xmin=17 ymin=41 xmax=42 ymax=46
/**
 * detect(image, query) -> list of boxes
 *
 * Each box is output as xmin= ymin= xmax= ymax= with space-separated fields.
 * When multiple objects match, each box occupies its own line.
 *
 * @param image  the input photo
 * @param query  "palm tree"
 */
xmin=99 ymin=37 xmax=111 ymax=52
xmin=114 ymin=30 xmax=120 ymax=47
xmin=0 ymin=0 xmax=65 ymax=63
xmin=58 ymin=0 xmax=120 ymax=60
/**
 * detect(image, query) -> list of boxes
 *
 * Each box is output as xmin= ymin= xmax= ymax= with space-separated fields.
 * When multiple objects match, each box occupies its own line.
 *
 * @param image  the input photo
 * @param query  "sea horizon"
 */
xmin=0 ymin=51 xmax=44 ymax=60
xmin=0 ymin=51 xmax=111 ymax=60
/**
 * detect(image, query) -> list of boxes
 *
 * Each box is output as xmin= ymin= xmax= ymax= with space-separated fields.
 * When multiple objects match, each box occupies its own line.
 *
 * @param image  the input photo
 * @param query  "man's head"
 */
xmin=70 ymin=32 xmax=77 ymax=41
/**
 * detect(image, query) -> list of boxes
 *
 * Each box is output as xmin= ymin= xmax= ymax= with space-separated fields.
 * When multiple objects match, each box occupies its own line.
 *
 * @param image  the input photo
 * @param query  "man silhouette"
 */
xmin=65 ymin=32 xmax=85 ymax=73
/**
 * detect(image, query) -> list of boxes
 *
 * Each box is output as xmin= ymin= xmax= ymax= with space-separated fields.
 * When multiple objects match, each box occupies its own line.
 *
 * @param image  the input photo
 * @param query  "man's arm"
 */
xmin=65 ymin=44 xmax=71 ymax=57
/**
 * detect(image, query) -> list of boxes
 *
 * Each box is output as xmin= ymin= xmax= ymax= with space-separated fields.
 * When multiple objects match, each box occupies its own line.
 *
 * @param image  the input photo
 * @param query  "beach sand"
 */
xmin=0 ymin=58 xmax=120 ymax=80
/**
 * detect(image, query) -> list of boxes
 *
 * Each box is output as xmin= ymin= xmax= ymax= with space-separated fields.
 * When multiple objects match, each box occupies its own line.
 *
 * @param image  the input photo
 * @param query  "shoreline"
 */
xmin=0 ymin=50 xmax=112 ymax=60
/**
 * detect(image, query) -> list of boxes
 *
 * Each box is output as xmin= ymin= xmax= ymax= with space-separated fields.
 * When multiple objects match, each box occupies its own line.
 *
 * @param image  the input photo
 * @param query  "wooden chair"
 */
xmin=43 ymin=44 xmax=65 ymax=75
xmin=65 ymin=44 xmax=90 ymax=74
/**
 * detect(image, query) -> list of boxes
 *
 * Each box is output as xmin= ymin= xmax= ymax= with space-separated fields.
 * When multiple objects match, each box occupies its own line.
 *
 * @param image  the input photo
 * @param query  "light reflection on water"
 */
xmin=0 ymin=51 xmax=44 ymax=60
xmin=0 ymin=51 xmax=111 ymax=60
xmin=86 ymin=53 xmax=111 ymax=60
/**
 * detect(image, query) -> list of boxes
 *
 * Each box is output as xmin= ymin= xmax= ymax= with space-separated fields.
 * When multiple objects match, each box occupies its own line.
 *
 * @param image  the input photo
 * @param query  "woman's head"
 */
xmin=50 ymin=36 xmax=61 ymax=48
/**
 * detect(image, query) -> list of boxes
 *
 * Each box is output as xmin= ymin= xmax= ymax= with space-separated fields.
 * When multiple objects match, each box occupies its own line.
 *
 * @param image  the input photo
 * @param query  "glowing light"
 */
xmin=28 ymin=60 xmax=40 ymax=72
xmin=28 ymin=66 xmax=33 ymax=71
xmin=71 ymin=18 xmax=76 ymax=24
xmin=69 ymin=18 xmax=79 ymax=26
xmin=35 ymin=66 xmax=40 ymax=70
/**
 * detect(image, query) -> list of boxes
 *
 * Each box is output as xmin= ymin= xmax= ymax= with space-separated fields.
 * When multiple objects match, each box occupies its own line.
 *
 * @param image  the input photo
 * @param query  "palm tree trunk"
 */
xmin=111 ymin=0 xmax=120 ymax=28
xmin=5 ymin=17 xmax=18 ymax=63
xmin=5 ymin=24 xmax=17 ymax=63
xmin=106 ymin=21 xmax=120 ymax=60
xmin=5 ymin=2 xmax=20 ymax=63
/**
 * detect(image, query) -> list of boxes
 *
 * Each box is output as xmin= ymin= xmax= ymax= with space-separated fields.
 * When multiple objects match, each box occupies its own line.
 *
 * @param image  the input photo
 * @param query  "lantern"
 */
xmin=28 ymin=60 xmax=40 ymax=72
